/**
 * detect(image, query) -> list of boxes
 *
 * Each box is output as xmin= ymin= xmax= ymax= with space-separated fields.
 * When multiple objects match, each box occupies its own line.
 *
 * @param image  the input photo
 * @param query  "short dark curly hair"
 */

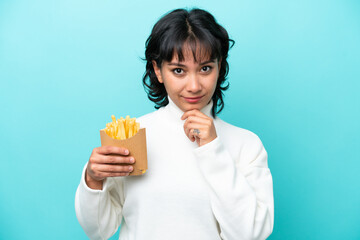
xmin=142 ymin=8 xmax=234 ymax=117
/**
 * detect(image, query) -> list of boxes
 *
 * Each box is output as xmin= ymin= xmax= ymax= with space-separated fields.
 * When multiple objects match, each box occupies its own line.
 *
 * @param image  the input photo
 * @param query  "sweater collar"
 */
xmin=165 ymin=96 xmax=214 ymax=120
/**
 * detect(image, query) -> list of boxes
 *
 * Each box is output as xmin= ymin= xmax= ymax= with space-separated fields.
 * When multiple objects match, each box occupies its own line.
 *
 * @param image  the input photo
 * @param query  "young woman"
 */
xmin=75 ymin=8 xmax=274 ymax=240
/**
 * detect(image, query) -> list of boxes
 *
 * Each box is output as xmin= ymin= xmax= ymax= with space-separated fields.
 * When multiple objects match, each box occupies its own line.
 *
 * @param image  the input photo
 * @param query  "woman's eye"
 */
xmin=173 ymin=68 xmax=183 ymax=74
xmin=201 ymin=66 xmax=212 ymax=72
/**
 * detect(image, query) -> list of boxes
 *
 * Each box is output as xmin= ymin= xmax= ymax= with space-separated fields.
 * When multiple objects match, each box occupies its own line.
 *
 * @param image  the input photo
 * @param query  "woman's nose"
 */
xmin=185 ymin=74 xmax=201 ymax=92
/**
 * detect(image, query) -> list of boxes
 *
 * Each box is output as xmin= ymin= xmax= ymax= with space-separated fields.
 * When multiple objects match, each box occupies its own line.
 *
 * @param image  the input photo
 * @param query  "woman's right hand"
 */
xmin=85 ymin=146 xmax=135 ymax=190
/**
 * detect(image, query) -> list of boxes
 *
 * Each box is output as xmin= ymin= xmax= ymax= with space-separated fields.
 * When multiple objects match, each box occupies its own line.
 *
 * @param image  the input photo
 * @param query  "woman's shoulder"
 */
xmin=136 ymin=107 xmax=164 ymax=126
xmin=137 ymin=110 xmax=156 ymax=123
xmin=215 ymin=117 xmax=264 ymax=147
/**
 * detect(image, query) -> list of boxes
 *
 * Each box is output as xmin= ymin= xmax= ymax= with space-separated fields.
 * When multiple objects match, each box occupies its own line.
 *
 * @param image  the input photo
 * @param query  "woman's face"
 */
xmin=153 ymin=47 xmax=221 ymax=113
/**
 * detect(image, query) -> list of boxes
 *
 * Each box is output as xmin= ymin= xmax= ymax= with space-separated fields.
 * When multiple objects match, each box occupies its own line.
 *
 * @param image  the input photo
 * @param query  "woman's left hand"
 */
xmin=181 ymin=109 xmax=217 ymax=147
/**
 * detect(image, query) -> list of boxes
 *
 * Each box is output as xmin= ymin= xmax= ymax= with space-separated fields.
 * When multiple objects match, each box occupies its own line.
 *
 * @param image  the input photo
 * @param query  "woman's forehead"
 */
xmin=170 ymin=44 xmax=214 ymax=63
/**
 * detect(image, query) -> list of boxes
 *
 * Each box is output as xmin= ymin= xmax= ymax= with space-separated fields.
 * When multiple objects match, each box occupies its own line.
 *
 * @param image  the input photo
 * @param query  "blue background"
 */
xmin=1 ymin=0 xmax=359 ymax=239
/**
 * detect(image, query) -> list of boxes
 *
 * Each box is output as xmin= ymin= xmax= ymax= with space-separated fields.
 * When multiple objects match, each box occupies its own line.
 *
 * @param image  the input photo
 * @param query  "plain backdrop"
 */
xmin=1 ymin=0 xmax=359 ymax=239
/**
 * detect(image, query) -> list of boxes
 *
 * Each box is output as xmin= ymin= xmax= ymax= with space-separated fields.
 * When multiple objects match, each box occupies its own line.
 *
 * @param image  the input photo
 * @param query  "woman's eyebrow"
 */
xmin=167 ymin=62 xmax=186 ymax=67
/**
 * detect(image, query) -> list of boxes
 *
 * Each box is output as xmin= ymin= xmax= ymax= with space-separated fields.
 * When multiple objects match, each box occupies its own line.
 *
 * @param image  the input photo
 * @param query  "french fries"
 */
xmin=104 ymin=115 xmax=140 ymax=140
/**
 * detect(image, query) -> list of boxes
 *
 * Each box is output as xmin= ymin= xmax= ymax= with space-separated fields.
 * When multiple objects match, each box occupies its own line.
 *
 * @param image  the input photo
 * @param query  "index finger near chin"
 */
xmin=182 ymin=109 xmax=205 ymax=119
xmin=97 ymin=146 xmax=129 ymax=156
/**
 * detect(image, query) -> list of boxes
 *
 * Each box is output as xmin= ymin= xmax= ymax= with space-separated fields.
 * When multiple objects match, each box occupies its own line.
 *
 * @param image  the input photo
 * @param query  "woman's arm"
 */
xmin=75 ymin=145 xmax=133 ymax=239
xmin=193 ymin=134 xmax=274 ymax=240
xmin=75 ymin=164 xmax=125 ymax=240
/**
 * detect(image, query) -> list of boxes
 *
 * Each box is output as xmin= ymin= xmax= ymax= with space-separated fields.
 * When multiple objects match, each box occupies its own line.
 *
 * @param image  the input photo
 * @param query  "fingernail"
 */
xmin=130 ymin=157 xmax=135 ymax=163
xmin=129 ymin=166 xmax=133 ymax=171
xmin=125 ymin=149 xmax=129 ymax=155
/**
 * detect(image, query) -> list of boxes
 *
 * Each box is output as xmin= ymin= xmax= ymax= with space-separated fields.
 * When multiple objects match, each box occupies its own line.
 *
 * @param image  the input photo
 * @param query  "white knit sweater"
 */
xmin=75 ymin=98 xmax=274 ymax=240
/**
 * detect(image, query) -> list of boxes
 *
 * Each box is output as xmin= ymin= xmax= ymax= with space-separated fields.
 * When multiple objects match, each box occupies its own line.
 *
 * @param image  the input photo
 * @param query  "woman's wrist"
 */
xmin=85 ymin=170 xmax=103 ymax=190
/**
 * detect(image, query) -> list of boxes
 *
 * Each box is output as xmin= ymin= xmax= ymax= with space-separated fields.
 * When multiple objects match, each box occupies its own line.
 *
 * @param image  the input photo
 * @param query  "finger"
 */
xmin=103 ymin=172 xmax=131 ymax=177
xmin=96 ymin=146 xmax=130 ymax=156
xmin=183 ymin=117 xmax=209 ymax=136
xmin=184 ymin=115 xmax=211 ymax=126
xmin=183 ymin=116 xmax=208 ymax=133
xmin=184 ymin=123 xmax=203 ymax=136
xmin=181 ymin=110 xmax=208 ymax=121
xmin=181 ymin=109 xmax=208 ymax=120
xmin=92 ymin=171 xmax=131 ymax=179
xmin=184 ymin=123 xmax=204 ymax=140
xmin=95 ymin=155 xmax=135 ymax=164
xmin=189 ymin=127 xmax=203 ymax=141
xmin=94 ymin=164 xmax=134 ymax=173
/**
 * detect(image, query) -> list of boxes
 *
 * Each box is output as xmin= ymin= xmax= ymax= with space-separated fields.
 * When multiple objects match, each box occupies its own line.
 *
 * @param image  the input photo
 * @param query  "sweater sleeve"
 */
xmin=193 ymin=135 xmax=274 ymax=240
xmin=75 ymin=163 xmax=124 ymax=240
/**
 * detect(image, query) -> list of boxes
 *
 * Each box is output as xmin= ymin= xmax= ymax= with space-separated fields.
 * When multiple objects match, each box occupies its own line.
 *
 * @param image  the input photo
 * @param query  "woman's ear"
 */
xmin=152 ymin=60 xmax=163 ymax=83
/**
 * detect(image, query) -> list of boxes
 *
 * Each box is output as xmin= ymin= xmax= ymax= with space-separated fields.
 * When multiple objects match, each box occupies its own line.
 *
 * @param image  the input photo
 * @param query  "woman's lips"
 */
xmin=183 ymin=96 xmax=203 ymax=103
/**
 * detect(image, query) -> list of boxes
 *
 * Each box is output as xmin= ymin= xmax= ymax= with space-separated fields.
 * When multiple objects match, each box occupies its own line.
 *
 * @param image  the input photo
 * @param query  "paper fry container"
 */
xmin=100 ymin=128 xmax=148 ymax=176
